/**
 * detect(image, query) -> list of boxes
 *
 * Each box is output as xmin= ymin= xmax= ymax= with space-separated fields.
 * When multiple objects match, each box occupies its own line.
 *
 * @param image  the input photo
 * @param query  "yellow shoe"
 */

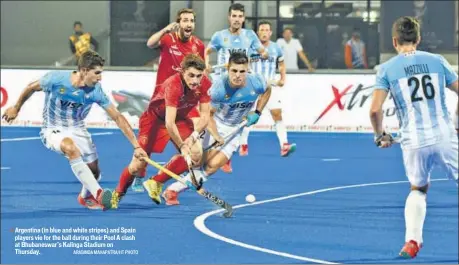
xmin=110 ymin=191 xmax=124 ymax=209
xmin=143 ymin=179 xmax=163 ymax=204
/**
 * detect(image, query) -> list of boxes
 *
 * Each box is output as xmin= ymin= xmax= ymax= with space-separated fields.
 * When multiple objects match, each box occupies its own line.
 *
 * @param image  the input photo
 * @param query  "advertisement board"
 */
xmin=1 ymin=69 xmax=457 ymax=133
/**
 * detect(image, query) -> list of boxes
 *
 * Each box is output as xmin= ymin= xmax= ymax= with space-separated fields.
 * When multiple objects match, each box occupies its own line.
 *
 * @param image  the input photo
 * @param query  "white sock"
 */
xmin=70 ymin=157 xmax=102 ymax=198
xmin=404 ymin=190 xmax=427 ymax=244
xmin=275 ymin=120 xmax=288 ymax=147
xmin=167 ymin=168 xmax=208 ymax=193
xmin=240 ymin=126 xmax=251 ymax=146
xmin=80 ymin=173 xmax=101 ymax=198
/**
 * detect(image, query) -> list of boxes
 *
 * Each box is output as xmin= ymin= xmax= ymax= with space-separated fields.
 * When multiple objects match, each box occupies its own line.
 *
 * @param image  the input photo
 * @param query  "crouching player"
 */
xmin=111 ymin=54 xmax=211 ymax=208
xmin=162 ymin=51 xmax=271 ymax=205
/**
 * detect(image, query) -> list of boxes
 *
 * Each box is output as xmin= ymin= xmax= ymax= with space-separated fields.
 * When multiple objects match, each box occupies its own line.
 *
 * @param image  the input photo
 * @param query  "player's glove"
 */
xmin=246 ymin=110 xmax=261 ymax=127
xmin=374 ymin=131 xmax=394 ymax=148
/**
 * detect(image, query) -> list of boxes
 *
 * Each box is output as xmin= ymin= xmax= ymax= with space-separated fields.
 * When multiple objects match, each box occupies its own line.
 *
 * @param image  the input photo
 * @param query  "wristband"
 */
xmin=255 ymin=110 xmax=262 ymax=116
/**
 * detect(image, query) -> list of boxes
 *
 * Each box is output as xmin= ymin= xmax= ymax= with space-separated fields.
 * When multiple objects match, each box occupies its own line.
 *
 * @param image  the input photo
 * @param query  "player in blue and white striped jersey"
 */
xmin=162 ymin=51 xmax=272 ymax=205
xmin=369 ymin=16 xmax=458 ymax=259
xmin=204 ymin=3 xmax=267 ymax=76
xmin=239 ymin=20 xmax=296 ymax=157
xmin=204 ymin=3 xmax=268 ymax=173
xmin=2 ymin=51 xmax=147 ymax=210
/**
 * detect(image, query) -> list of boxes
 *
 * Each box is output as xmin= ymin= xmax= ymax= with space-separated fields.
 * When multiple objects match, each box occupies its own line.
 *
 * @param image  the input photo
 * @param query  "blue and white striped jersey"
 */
xmin=374 ymin=51 xmax=458 ymax=149
xmin=210 ymin=73 xmax=267 ymax=125
xmin=249 ymin=41 xmax=284 ymax=81
xmin=208 ymin=28 xmax=263 ymax=74
xmin=39 ymin=71 xmax=111 ymax=128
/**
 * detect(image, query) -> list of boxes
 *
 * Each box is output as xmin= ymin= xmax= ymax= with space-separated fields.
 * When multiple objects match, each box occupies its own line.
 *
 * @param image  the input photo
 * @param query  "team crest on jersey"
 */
xmin=223 ymin=37 xmax=229 ymax=44
xmin=59 ymin=87 xmax=66 ymax=94
xmin=224 ymin=94 xmax=230 ymax=100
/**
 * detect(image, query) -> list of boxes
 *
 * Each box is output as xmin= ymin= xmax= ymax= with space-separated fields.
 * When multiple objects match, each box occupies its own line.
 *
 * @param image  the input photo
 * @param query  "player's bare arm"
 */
xmin=204 ymin=47 xmax=214 ymax=72
xmin=207 ymin=107 xmax=224 ymax=146
xmin=2 ymin=80 xmax=41 ymax=123
xmin=277 ymin=61 xmax=286 ymax=87
xmin=255 ymin=84 xmax=272 ymax=113
xmin=165 ymin=106 xmax=190 ymax=156
xmin=105 ymin=105 xmax=147 ymax=158
xmin=193 ymin=102 xmax=210 ymax=134
xmin=146 ymin=22 xmax=179 ymax=48
xmin=370 ymin=89 xmax=393 ymax=148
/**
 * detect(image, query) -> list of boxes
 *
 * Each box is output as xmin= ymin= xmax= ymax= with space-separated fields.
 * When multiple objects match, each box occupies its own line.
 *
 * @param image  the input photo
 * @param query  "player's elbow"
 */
xmin=369 ymin=107 xmax=381 ymax=118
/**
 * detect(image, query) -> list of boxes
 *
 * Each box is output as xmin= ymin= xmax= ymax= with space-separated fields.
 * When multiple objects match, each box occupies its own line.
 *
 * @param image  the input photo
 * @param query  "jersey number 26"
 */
xmin=408 ymin=74 xmax=435 ymax=102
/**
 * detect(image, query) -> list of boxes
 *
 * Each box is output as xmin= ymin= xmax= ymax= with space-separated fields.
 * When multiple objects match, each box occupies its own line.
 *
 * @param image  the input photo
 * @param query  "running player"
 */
xmin=130 ymin=8 xmax=205 ymax=192
xmin=2 ymin=51 xmax=147 ymax=210
xmin=239 ymin=20 xmax=296 ymax=157
xmin=205 ymin=2 xmax=267 ymax=173
xmin=162 ymin=51 xmax=272 ymax=205
xmin=370 ymin=16 xmax=458 ymax=259
xmin=111 ymin=54 xmax=211 ymax=208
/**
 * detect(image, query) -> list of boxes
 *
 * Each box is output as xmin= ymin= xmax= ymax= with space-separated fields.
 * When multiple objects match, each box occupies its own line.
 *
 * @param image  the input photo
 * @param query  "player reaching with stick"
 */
xmin=111 ymin=54 xmax=211 ymax=208
xmin=2 ymin=51 xmax=147 ymax=210
xmin=239 ymin=20 xmax=296 ymax=157
xmin=369 ymin=16 xmax=458 ymax=259
xmin=130 ymin=8 xmax=206 ymax=192
xmin=162 ymin=51 xmax=271 ymax=205
xmin=205 ymin=3 xmax=268 ymax=173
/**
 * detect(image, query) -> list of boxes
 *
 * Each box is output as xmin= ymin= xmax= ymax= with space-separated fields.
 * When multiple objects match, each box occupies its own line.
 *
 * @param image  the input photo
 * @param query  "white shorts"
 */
xmin=266 ymin=87 xmax=284 ymax=110
xmin=40 ymin=127 xmax=98 ymax=163
xmin=402 ymin=140 xmax=458 ymax=187
xmin=200 ymin=120 xmax=243 ymax=160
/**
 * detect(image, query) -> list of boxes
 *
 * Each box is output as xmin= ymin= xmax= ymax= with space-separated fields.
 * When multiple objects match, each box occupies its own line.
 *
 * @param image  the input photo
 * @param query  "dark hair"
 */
xmin=78 ymin=50 xmax=105 ymax=70
xmin=392 ymin=16 xmax=420 ymax=45
xmin=228 ymin=3 xmax=245 ymax=14
xmin=283 ymin=27 xmax=294 ymax=35
xmin=181 ymin=54 xmax=205 ymax=71
xmin=73 ymin=21 xmax=82 ymax=27
xmin=258 ymin=20 xmax=272 ymax=30
xmin=176 ymin=8 xmax=196 ymax=23
xmin=228 ymin=51 xmax=248 ymax=65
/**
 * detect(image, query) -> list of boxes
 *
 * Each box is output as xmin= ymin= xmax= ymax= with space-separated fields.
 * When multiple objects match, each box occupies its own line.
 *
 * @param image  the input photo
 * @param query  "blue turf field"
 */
xmin=1 ymin=127 xmax=458 ymax=264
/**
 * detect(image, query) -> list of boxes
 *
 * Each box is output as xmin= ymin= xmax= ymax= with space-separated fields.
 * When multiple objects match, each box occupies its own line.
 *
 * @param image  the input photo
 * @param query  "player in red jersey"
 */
xmin=147 ymin=8 xmax=205 ymax=88
xmin=110 ymin=54 xmax=211 ymax=208
xmin=130 ymin=8 xmax=206 ymax=192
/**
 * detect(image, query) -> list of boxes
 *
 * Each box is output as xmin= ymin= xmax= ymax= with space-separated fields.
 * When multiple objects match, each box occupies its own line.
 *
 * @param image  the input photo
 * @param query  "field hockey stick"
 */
xmin=204 ymin=120 xmax=248 ymax=151
xmin=184 ymin=155 xmax=203 ymax=191
xmin=144 ymin=157 xmax=233 ymax=218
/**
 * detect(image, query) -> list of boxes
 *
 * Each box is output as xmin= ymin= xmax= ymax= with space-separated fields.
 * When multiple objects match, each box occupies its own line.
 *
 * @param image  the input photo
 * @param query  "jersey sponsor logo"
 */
xmin=228 ymin=48 xmax=247 ymax=55
xmin=229 ymin=102 xmax=254 ymax=109
xmin=60 ymin=99 xmax=83 ymax=109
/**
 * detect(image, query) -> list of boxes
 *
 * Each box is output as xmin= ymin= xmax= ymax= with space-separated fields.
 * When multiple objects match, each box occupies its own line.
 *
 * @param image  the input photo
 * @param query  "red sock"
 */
xmin=153 ymin=155 xmax=188 ymax=183
xmin=116 ymin=167 xmax=134 ymax=194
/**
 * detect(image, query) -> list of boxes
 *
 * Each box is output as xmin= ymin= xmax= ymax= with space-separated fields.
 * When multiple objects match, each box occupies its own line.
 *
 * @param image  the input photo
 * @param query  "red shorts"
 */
xmin=137 ymin=109 xmax=199 ymax=154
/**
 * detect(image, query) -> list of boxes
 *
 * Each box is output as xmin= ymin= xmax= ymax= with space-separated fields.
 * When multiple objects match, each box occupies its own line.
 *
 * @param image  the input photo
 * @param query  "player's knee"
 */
xmin=206 ymin=158 xmax=224 ymax=175
xmin=271 ymin=109 xmax=282 ymax=121
xmin=190 ymin=141 xmax=203 ymax=166
xmin=61 ymin=137 xmax=81 ymax=159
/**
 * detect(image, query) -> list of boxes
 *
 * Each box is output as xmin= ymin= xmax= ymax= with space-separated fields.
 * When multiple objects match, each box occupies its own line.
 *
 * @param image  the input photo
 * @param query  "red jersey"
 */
xmin=149 ymin=73 xmax=211 ymax=120
xmin=155 ymin=33 xmax=205 ymax=90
